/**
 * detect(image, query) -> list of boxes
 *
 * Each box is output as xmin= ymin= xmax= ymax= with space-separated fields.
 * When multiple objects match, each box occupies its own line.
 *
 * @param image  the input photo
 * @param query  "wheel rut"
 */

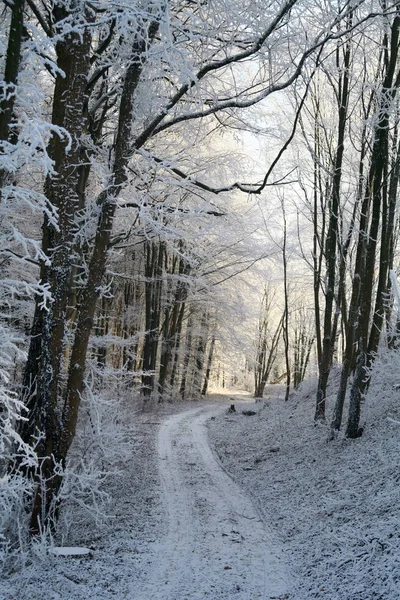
xmin=138 ymin=404 xmax=289 ymax=600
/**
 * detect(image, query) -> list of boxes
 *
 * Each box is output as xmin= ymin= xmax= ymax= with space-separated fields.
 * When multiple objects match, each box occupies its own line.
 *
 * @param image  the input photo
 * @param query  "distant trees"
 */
xmin=254 ymin=287 xmax=283 ymax=398
xmin=292 ymin=305 xmax=314 ymax=390
xmin=252 ymin=280 xmax=315 ymax=398
xmin=94 ymin=231 xmax=219 ymax=401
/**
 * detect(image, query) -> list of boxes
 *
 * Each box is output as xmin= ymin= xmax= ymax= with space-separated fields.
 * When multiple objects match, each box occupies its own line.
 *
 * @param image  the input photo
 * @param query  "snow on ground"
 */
xmin=208 ymin=379 xmax=400 ymax=600
xmin=139 ymin=404 xmax=289 ymax=599
xmin=1 ymin=397 xmax=165 ymax=600
xmin=2 ymin=364 xmax=400 ymax=600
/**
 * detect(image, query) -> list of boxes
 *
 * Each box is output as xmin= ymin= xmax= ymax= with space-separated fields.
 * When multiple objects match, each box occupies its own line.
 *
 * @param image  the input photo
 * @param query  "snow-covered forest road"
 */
xmin=4 ymin=383 xmax=399 ymax=600
xmin=138 ymin=404 xmax=289 ymax=600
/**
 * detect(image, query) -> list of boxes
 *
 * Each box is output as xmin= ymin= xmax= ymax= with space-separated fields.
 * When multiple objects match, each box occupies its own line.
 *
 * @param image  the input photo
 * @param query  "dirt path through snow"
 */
xmin=137 ymin=403 xmax=290 ymax=600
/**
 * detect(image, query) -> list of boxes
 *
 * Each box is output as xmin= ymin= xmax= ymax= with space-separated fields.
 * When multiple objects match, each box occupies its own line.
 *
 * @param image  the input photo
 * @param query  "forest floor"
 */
xmin=2 ymin=367 xmax=400 ymax=600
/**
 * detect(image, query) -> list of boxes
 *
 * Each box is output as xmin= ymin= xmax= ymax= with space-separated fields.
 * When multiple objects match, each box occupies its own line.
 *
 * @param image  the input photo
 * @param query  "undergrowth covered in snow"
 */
xmin=1 ymin=392 xmax=164 ymax=599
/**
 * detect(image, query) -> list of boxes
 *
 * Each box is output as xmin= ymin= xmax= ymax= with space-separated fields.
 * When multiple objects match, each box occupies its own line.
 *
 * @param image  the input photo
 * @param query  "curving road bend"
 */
xmin=139 ymin=404 xmax=290 ymax=600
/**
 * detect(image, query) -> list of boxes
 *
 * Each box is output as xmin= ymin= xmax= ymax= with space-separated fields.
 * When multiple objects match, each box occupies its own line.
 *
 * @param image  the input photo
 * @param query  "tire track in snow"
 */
xmin=138 ymin=404 xmax=290 ymax=600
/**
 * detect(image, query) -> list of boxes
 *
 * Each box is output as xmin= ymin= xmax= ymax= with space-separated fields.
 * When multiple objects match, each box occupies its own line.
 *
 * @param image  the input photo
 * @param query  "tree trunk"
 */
xmin=192 ymin=312 xmax=208 ymax=396
xmin=282 ymin=202 xmax=291 ymax=402
xmin=20 ymin=7 xmax=93 ymax=454
xmin=142 ymin=241 xmax=164 ymax=396
xmin=0 ymin=0 xmax=25 ymax=198
xmin=346 ymin=14 xmax=400 ymax=438
xmin=254 ymin=313 xmax=283 ymax=398
xmin=28 ymin=14 xmax=161 ymax=532
xmin=201 ymin=334 xmax=216 ymax=396
xmin=180 ymin=314 xmax=193 ymax=400
xmin=170 ymin=303 xmax=186 ymax=389
xmin=158 ymin=254 xmax=190 ymax=396
xmin=315 ymin=33 xmax=351 ymax=421
xmin=330 ymin=118 xmax=371 ymax=433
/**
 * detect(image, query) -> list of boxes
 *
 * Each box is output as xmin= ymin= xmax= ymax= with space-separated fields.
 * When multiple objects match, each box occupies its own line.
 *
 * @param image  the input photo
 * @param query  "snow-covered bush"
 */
xmin=0 ymin=325 xmax=37 ymax=573
xmin=56 ymin=372 xmax=134 ymax=545
xmin=363 ymin=345 xmax=400 ymax=426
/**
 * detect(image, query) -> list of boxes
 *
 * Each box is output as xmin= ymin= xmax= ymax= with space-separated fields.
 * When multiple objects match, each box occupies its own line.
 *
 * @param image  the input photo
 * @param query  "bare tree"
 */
xmin=292 ymin=305 xmax=314 ymax=389
xmin=254 ymin=286 xmax=284 ymax=398
xmin=346 ymin=10 xmax=400 ymax=438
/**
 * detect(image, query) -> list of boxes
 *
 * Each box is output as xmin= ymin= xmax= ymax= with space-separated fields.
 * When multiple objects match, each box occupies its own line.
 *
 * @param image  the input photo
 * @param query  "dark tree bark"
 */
xmin=191 ymin=312 xmax=208 ymax=396
xmin=26 ymin=12 xmax=161 ymax=532
xmin=314 ymin=31 xmax=351 ymax=421
xmin=180 ymin=313 xmax=194 ymax=400
xmin=282 ymin=202 xmax=291 ymax=402
xmin=22 ymin=3 xmax=94 ymax=531
xmin=201 ymin=334 xmax=216 ymax=396
xmin=169 ymin=302 xmax=186 ymax=389
xmin=142 ymin=241 xmax=164 ymax=397
xmin=158 ymin=254 xmax=190 ymax=396
xmin=254 ymin=299 xmax=283 ymax=399
xmin=330 ymin=115 xmax=371 ymax=433
xmin=0 ymin=0 xmax=25 ymax=197
xmin=367 ymin=137 xmax=400 ymax=357
xmin=346 ymin=13 xmax=400 ymax=438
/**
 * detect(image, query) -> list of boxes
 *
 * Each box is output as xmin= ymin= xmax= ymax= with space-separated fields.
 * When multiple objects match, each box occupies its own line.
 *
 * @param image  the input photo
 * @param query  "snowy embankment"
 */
xmin=2 ymin=363 xmax=400 ymax=600
xmin=208 ymin=379 xmax=400 ymax=600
